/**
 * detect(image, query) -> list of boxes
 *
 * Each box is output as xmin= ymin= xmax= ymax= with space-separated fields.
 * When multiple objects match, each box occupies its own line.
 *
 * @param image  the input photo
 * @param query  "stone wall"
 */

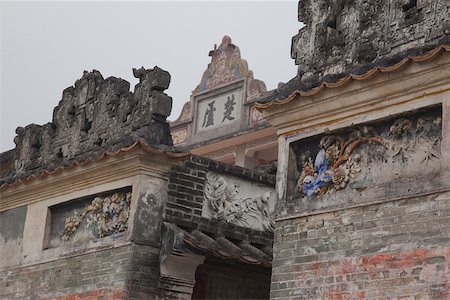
xmin=0 ymin=172 xmax=170 ymax=300
xmin=0 ymin=244 xmax=160 ymax=300
xmin=2 ymin=66 xmax=174 ymax=184
xmin=268 ymin=102 xmax=450 ymax=299
xmin=271 ymin=192 xmax=450 ymax=299
xmin=291 ymin=0 xmax=449 ymax=79
xmin=267 ymin=86 xmax=450 ymax=298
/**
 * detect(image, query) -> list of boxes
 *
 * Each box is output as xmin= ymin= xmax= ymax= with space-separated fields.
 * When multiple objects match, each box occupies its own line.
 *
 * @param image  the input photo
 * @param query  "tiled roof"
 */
xmin=0 ymin=139 xmax=189 ymax=190
xmin=162 ymin=222 xmax=272 ymax=267
xmin=256 ymin=44 xmax=450 ymax=110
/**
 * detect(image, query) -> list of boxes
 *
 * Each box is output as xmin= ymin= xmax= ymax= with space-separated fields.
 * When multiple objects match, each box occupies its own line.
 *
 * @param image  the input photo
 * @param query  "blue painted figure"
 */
xmin=302 ymin=149 xmax=333 ymax=196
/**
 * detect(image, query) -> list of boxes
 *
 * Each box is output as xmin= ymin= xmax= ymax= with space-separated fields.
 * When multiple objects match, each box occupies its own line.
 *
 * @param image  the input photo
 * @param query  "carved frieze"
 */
xmin=291 ymin=107 xmax=442 ymax=199
xmin=60 ymin=190 xmax=131 ymax=241
xmin=203 ymin=172 xmax=275 ymax=231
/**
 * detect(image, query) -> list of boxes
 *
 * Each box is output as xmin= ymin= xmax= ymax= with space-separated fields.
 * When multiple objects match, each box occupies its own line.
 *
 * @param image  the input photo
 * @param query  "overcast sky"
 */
xmin=0 ymin=1 xmax=300 ymax=152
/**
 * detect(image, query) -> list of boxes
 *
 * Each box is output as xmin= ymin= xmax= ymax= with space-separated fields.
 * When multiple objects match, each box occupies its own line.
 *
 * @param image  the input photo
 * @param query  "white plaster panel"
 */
xmin=195 ymin=88 xmax=243 ymax=133
xmin=202 ymin=171 xmax=276 ymax=231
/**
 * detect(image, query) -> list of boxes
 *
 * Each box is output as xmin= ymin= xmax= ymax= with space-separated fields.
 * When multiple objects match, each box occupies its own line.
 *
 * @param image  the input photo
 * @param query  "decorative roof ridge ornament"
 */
xmin=0 ymin=138 xmax=189 ymax=189
xmin=2 ymin=66 xmax=176 ymax=181
xmin=192 ymin=35 xmax=267 ymax=99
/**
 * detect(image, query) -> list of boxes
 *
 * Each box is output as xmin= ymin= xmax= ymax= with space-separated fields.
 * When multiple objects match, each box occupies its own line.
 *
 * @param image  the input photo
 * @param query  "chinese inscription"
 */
xmin=195 ymin=87 xmax=244 ymax=132
xmin=197 ymin=88 xmax=242 ymax=132
xmin=222 ymin=94 xmax=236 ymax=122
xmin=202 ymin=101 xmax=216 ymax=128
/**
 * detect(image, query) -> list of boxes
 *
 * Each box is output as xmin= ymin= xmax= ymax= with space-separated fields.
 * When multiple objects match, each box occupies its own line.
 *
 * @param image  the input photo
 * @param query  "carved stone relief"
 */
xmin=5 ymin=67 xmax=174 ymax=183
xmin=60 ymin=190 xmax=131 ymax=241
xmin=203 ymin=172 xmax=275 ymax=231
xmin=291 ymin=107 xmax=442 ymax=199
xmin=291 ymin=0 xmax=448 ymax=78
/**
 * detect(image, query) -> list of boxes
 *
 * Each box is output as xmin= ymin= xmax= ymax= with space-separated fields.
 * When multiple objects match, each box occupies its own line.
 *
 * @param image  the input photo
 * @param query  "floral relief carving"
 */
xmin=385 ymin=116 xmax=442 ymax=165
xmin=203 ymin=172 xmax=274 ymax=231
xmin=296 ymin=111 xmax=442 ymax=198
xmin=298 ymin=126 xmax=383 ymax=196
xmin=171 ymin=127 xmax=188 ymax=145
xmin=61 ymin=191 xmax=131 ymax=241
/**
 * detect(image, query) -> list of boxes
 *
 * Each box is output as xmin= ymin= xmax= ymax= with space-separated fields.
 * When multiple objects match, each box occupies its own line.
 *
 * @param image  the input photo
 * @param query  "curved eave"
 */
xmin=255 ymin=45 xmax=450 ymax=110
xmin=0 ymin=139 xmax=189 ymax=190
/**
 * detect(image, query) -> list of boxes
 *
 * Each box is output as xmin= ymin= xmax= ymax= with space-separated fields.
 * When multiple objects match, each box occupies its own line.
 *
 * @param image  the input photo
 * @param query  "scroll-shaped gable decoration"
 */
xmin=8 ymin=66 xmax=174 ymax=180
xmin=193 ymin=35 xmax=266 ymax=100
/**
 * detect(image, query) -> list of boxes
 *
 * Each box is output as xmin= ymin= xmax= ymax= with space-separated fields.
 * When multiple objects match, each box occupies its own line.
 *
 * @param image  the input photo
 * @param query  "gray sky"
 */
xmin=0 ymin=1 xmax=300 ymax=152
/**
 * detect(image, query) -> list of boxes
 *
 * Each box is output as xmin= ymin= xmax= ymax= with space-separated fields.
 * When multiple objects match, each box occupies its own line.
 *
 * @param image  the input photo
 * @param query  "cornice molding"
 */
xmin=0 ymin=149 xmax=185 ymax=211
xmin=261 ymin=51 xmax=450 ymax=135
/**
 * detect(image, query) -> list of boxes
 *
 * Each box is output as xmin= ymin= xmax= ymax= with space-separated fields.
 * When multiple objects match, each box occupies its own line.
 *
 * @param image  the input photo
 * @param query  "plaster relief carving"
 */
xmin=193 ymin=35 xmax=266 ymax=96
xmin=194 ymin=36 xmax=248 ymax=93
xmin=293 ymin=107 xmax=442 ymax=198
xmin=250 ymin=105 xmax=265 ymax=124
xmin=170 ymin=102 xmax=192 ymax=128
xmin=171 ymin=127 xmax=188 ymax=145
xmin=203 ymin=172 xmax=275 ymax=231
xmin=61 ymin=190 xmax=131 ymax=241
xmin=298 ymin=127 xmax=383 ymax=196
xmin=178 ymin=102 xmax=192 ymax=123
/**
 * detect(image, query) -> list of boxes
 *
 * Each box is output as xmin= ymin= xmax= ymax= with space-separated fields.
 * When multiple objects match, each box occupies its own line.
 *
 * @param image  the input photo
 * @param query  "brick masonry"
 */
xmin=0 ymin=244 xmax=160 ymax=300
xmin=164 ymin=155 xmax=275 ymax=244
xmin=271 ymin=192 xmax=450 ymax=299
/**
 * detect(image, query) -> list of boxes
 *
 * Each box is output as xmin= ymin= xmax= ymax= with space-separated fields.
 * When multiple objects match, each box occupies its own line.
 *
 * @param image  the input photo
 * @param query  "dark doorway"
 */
xmin=192 ymin=257 xmax=271 ymax=299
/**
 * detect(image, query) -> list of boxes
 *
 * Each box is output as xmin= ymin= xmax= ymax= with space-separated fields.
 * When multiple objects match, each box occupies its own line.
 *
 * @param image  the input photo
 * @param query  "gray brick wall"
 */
xmin=0 ymin=244 xmax=160 ymax=300
xmin=165 ymin=155 xmax=275 ymax=244
xmin=271 ymin=192 xmax=450 ymax=299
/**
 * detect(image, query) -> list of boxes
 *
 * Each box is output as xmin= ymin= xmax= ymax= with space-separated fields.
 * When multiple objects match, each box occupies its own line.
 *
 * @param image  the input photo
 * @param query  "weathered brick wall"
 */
xmin=271 ymin=192 xmax=450 ymax=299
xmin=0 ymin=244 xmax=160 ymax=300
xmin=165 ymin=155 xmax=275 ymax=243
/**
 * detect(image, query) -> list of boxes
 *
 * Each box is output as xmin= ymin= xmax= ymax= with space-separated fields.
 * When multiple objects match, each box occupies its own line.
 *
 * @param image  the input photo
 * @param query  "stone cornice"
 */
xmin=275 ymin=173 xmax=450 ymax=222
xmin=260 ymin=50 xmax=450 ymax=135
xmin=0 ymin=148 xmax=186 ymax=211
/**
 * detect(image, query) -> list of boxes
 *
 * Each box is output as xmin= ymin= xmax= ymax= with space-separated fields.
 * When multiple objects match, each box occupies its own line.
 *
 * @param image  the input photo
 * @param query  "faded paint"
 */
xmin=0 ymin=206 xmax=26 ymax=268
